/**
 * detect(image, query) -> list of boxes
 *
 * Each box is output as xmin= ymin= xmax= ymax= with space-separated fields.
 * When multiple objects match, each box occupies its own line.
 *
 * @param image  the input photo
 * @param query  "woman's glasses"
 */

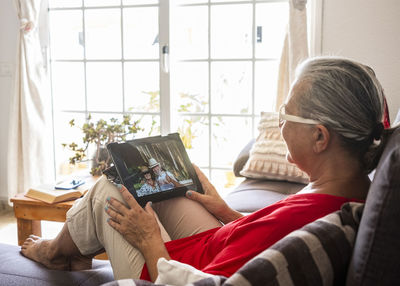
xmin=279 ymin=104 xmax=321 ymax=127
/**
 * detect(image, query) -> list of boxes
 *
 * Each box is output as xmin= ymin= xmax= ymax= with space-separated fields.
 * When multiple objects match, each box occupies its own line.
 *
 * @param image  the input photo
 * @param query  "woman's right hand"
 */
xmin=186 ymin=164 xmax=243 ymax=224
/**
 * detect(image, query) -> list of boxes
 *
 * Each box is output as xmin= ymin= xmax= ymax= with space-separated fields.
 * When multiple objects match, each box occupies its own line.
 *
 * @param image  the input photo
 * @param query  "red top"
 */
xmin=140 ymin=193 xmax=359 ymax=280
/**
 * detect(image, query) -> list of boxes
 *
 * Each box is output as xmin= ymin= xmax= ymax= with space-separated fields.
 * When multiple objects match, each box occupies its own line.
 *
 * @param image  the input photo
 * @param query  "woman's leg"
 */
xmin=22 ymin=176 xmax=171 ymax=280
xmin=67 ymin=176 xmax=174 ymax=279
xmin=153 ymin=196 xmax=223 ymax=240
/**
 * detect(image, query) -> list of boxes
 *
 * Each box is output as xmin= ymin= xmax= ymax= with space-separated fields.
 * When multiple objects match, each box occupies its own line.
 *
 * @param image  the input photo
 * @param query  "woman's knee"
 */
xmin=87 ymin=176 xmax=123 ymax=202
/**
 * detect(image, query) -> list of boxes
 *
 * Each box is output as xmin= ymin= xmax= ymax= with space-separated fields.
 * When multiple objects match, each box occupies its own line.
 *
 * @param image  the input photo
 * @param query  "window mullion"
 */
xmin=159 ymin=0 xmax=171 ymax=135
xmin=208 ymin=0 xmax=212 ymax=178
xmin=251 ymin=0 xmax=256 ymax=139
xmin=120 ymin=1 xmax=126 ymax=113
xmin=82 ymin=6 xmax=88 ymax=119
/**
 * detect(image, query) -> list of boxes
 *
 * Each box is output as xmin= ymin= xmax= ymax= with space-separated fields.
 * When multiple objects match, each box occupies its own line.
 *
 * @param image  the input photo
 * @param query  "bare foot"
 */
xmin=70 ymin=253 xmax=92 ymax=271
xmin=21 ymin=235 xmax=92 ymax=271
xmin=21 ymin=235 xmax=69 ymax=270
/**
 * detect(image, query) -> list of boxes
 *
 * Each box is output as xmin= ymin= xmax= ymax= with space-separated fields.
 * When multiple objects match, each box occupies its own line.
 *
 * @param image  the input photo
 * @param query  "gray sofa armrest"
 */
xmin=232 ymin=139 xmax=255 ymax=177
xmin=225 ymin=179 xmax=305 ymax=213
xmin=0 ymin=243 xmax=114 ymax=286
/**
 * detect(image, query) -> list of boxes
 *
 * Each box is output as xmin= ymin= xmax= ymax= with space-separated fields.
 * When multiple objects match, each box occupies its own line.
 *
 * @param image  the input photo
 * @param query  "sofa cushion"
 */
xmin=0 ymin=243 xmax=114 ymax=286
xmin=225 ymin=179 xmax=305 ymax=213
xmin=102 ymin=202 xmax=363 ymax=286
xmin=346 ymin=128 xmax=400 ymax=285
xmin=239 ymin=112 xmax=309 ymax=184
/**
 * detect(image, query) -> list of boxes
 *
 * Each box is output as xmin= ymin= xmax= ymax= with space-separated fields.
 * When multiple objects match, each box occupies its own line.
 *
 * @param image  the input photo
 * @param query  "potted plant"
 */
xmin=62 ymin=114 xmax=142 ymax=176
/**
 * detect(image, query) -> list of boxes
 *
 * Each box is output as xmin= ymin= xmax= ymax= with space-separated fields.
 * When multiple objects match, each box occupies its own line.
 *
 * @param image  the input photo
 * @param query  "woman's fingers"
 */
xmin=192 ymin=164 xmax=206 ymax=180
xmin=107 ymin=195 xmax=129 ymax=215
xmin=116 ymin=184 xmax=141 ymax=210
xmin=107 ymin=217 xmax=122 ymax=232
xmin=186 ymin=190 xmax=207 ymax=204
xmin=105 ymin=204 xmax=123 ymax=223
xmin=144 ymin=201 xmax=155 ymax=216
xmin=192 ymin=164 xmax=211 ymax=188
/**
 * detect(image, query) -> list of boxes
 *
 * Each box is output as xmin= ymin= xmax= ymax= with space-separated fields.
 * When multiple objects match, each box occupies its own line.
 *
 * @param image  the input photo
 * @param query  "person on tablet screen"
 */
xmin=148 ymin=158 xmax=181 ymax=191
xmin=136 ymin=167 xmax=161 ymax=197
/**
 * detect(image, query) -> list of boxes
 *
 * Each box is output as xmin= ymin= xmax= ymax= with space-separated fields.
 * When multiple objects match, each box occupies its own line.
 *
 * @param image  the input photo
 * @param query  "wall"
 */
xmin=321 ymin=0 xmax=400 ymax=122
xmin=0 ymin=0 xmax=18 ymax=200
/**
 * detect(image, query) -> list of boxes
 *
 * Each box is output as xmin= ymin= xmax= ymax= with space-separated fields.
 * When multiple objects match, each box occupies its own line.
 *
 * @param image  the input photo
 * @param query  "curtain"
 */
xmin=275 ymin=0 xmax=309 ymax=110
xmin=8 ymin=0 xmax=53 ymax=200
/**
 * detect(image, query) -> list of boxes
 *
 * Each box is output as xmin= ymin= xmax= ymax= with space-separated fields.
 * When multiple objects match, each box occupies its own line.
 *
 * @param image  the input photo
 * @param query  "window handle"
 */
xmin=162 ymin=45 xmax=169 ymax=74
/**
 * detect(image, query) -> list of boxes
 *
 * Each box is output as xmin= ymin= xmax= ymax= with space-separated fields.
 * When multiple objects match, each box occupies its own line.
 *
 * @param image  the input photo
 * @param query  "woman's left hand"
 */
xmin=105 ymin=185 xmax=163 ymax=252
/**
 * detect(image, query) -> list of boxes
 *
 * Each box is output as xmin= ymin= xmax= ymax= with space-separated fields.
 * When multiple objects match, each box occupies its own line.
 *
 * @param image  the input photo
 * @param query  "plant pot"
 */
xmin=91 ymin=147 xmax=111 ymax=176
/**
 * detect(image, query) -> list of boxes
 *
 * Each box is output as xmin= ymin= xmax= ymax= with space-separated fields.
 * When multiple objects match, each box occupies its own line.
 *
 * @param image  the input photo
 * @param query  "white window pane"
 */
xmin=171 ymin=115 xmax=209 ymax=166
xmin=172 ymin=62 xmax=208 ymax=114
xmin=211 ymin=116 xmax=252 ymax=168
xmin=255 ymin=60 xmax=279 ymax=113
xmin=85 ymin=0 xmax=120 ymax=7
xmin=211 ymin=61 xmax=252 ymax=114
xmin=211 ymin=0 xmax=244 ymax=2
xmin=254 ymin=115 xmax=261 ymax=136
xmin=210 ymin=169 xmax=239 ymax=196
xmin=172 ymin=6 xmax=208 ymax=60
xmin=123 ymin=7 xmax=159 ymax=59
xmin=256 ymin=3 xmax=288 ymax=58
xmin=211 ymin=4 xmax=252 ymax=59
xmin=86 ymin=62 xmax=123 ymax=111
xmin=49 ymin=0 xmax=82 ymax=8
xmin=124 ymin=62 xmax=160 ymax=113
xmin=134 ymin=114 xmax=161 ymax=137
xmin=85 ymin=9 xmax=121 ymax=59
xmin=89 ymin=113 xmax=124 ymax=123
xmin=53 ymin=112 xmax=87 ymax=176
xmin=51 ymin=62 xmax=85 ymax=111
xmin=175 ymin=0 xmax=207 ymax=4
xmin=49 ymin=10 xmax=83 ymax=60
xmin=123 ymin=0 xmax=158 ymax=5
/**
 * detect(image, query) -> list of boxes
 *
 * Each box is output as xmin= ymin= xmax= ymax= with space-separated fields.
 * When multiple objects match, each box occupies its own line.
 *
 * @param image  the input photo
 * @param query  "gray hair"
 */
xmin=293 ymin=57 xmax=387 ymax=172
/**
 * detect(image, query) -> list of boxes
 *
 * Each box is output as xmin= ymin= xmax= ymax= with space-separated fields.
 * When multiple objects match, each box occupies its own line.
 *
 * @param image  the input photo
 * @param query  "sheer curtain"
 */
xmin=7 ymin=0 xmax=53 ymax=200
xmin=275 ymin=0 xmax=309 ymax=110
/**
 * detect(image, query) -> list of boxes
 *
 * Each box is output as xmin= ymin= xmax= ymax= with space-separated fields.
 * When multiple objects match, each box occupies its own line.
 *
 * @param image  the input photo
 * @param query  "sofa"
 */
xmin=1 ymin=127 xmax=400 ymax=285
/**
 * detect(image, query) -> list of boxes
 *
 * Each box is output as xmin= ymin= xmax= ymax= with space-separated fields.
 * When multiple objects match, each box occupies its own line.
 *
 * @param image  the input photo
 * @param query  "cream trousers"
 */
xmin=66 ymin=176 xmax=222 ymax=279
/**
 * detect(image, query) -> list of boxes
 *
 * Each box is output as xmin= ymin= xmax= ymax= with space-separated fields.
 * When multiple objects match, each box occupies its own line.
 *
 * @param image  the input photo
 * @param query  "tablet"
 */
xmin=106 ymin=133 xmax=203 ymax=206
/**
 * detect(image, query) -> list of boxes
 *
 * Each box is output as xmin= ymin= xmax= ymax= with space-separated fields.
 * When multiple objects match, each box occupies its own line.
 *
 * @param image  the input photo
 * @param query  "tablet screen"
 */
xmin=106 ymin=133 xmax=202 ymax=206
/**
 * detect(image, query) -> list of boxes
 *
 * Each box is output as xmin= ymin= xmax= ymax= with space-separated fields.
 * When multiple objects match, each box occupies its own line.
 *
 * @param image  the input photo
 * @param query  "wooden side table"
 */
xmin=11 ymin=194 xmax=75 ymax=246
xmin=11 ymin=190 xmax=108 ymax=259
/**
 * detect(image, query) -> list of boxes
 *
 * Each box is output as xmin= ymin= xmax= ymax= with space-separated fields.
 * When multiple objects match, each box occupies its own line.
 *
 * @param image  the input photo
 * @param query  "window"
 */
xmin=48 ymin=0 xmax=288 ymax=190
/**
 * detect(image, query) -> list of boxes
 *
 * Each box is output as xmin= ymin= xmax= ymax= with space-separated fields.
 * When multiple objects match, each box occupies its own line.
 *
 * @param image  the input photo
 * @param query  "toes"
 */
xmin=20 ymin=247 xmax=27 ymax=255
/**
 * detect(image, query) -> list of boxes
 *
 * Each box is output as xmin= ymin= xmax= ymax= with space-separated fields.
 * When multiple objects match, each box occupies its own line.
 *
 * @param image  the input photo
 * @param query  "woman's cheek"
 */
xmin=281 ymin=124 xmax=295 ymax=164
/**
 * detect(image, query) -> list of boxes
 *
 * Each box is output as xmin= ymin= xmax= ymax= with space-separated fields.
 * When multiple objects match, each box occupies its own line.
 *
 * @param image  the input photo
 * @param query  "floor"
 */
xmin=0 ymin=206 xmax=63 ymax=246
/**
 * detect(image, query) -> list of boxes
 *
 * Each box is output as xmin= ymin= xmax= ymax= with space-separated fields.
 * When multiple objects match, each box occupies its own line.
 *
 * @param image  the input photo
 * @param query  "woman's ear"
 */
xmin=312 ymin=125 xmax=330 ymax=153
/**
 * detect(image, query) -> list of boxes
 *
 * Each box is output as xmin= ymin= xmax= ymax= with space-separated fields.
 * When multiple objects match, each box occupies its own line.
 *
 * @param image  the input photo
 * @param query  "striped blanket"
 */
xmin=102 ymin=202 xmax=364 ymax=286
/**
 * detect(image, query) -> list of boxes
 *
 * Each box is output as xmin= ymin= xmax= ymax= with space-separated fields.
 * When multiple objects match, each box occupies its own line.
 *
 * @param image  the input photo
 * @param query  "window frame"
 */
xmin=46 ymin=0 xmax=306 ymax=183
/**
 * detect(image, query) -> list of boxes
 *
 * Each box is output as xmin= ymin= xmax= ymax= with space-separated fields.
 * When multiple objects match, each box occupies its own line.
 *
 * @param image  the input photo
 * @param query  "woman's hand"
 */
xmin=186 ymin=165 xmax=243 ymax=224
xmin=105 ymin=185 xmax=170 ymax=281
xmin=105 ymin=185 xmax=161 ymax=250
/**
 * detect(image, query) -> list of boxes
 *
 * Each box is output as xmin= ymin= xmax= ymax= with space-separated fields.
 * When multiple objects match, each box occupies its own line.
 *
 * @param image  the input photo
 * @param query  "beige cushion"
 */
xmin=240 ymin=112 xmax=309 ymax=184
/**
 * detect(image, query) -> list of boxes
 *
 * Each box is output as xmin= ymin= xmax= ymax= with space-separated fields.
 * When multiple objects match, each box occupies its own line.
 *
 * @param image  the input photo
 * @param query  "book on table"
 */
xmin=25 ymin=177 xmax=97 ymax=204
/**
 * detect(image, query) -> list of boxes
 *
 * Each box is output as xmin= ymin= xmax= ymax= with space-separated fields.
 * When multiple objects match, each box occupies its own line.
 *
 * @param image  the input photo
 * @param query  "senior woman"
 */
xmin=21 ymin=57 xmax=396 ymax=282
